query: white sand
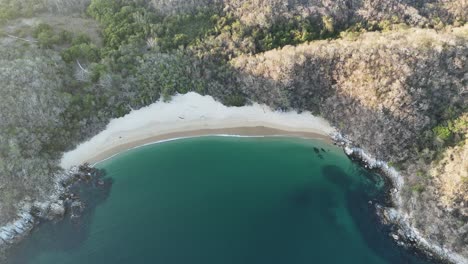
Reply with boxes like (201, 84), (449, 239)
(60, 92), (336, 168)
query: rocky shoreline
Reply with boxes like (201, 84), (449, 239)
(332, 133), (467, 264)
(0, 164), (106, 263)
(0, 133), (466, 264)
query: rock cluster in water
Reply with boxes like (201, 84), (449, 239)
(0, 164), (106, 253)
(332, 132), (466, 264)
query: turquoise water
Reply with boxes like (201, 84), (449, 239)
(8, 137), (435, 264)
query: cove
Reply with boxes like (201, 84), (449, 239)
(7, 137), (436, 264)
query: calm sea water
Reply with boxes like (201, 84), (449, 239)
(8, 137), (436, 264)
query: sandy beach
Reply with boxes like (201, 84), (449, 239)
(60, 92), (336, 168)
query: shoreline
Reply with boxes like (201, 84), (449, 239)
(333, 133), (467, 264)
(2, 135), (465, 264)
(88, 127), (331, 166)
(4, 134), (462, 264)
(60, 92), (335, 169)
(3, 135), (444, 264)
(1, 93), (465, 264)
(1, 93), (336, 262)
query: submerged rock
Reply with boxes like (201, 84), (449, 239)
(70, 200), (85, 219)
(49, 202), (66, 219)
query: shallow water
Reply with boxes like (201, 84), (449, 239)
(8, 137), (436, 264)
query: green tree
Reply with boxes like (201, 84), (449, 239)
(61, 43), (101, 63)
(433, 125), (452, 141)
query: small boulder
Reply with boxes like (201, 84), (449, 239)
(48, 202), (65, 219)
